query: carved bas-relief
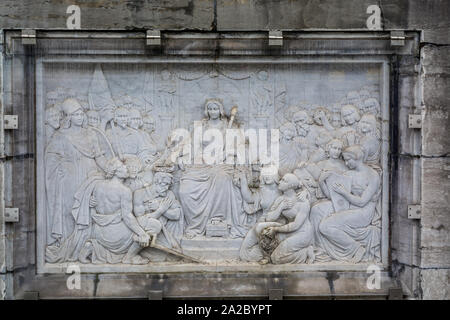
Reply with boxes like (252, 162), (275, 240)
(37, 61), (388, 271)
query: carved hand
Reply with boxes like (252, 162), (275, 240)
(280, 198), (294, 210)
(145, 199), (159, 212)
(158, 197), (173, 213)
(89, 195), (97, 208)
(331, 182), (348, 196)
(138, 233), (150, 247)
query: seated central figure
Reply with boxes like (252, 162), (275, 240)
(178, 99), (248, 239)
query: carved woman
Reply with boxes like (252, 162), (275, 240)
(45, 98), (107, 247)
(308, 106), (334, 146)
(335, 104), (361, 147)
(238, 166), (282, 262)
(179, 99), (248, 239)
(311, 145), (381, 263)
(356, 113), (381, 164)
(255, 173), (314, 264)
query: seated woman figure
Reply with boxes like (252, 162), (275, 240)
(311, 145), (381, 263)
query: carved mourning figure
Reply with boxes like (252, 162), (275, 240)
(45, 105), (62, 142)
(336, 104), (361, 147)
(310, 145), (381, 263)
(356, 113), (381, 163)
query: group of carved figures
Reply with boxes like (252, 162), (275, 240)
(43, 86), (383, 265)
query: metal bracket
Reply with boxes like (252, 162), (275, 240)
(390, 31), (405, 47)
(407, 205), (421, 220)
(146, 30), (161, 46)
(4, 208), (19, 223)
(3, 115), (18, 129)
(268, 288), (283, 300)
(408, 114), (422, 129)
(269, 31), (283, 46)
(21, 29), (36, 45)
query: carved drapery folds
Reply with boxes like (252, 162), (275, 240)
(40, 62), (385, 267)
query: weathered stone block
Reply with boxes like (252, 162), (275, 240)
(391, 156), (421, 266)
(421, 269), (449, 300)
(217, 0), (375, 30)
(420, 157), (450, 268)
(0, 0), (214, 30)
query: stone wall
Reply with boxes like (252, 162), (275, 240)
(0, 0), (449, 299)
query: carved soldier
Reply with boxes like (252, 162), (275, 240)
(106, 107), (156, 165)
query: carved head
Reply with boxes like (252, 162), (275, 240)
(46, 105), (62, 130)
(359, 89), (371, 102)
(46, 90), (59, 107)
(127, 108), (143, 129)
(315, 131), (333, 148)
(105, 157), (128, 179)
(86, 110), (100, 128)
(154, 172), (173, 196)
(98, 105), (115, 124)
(346, 91), (361, 107)
(278, 173), (300, 192)
(279, 122), (297, 141)
(358, 113), (378, 135)
(294, 167), (318, 189)
(114, 107), (129, 128)
(124, 155), (143, 179)
(204, 99), (224, 120)
(326, 139), (344, 159)
(342, 145), (365, 169)
(260, 165), (280, 185)
(61, 98), (85, 128)
(362, 98), (380, 115)
(341, 104), (361, 126)
(312, 106), (331, 126)
(292, 110), (311, 136)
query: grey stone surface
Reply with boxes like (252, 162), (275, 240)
(421, 269), (449, 300)
(391, 156), (421, 267)
(0, 0), (449, 300)
(397, 56), (421, 156)
(217, 0), (376, 31)
(421, 46), (450, 157)
(381, 0), (450, 45)
(0, 0), (214, 31)
(420, 157), (450, 269)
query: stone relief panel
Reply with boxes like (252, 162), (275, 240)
(36, 61), (387, 270)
